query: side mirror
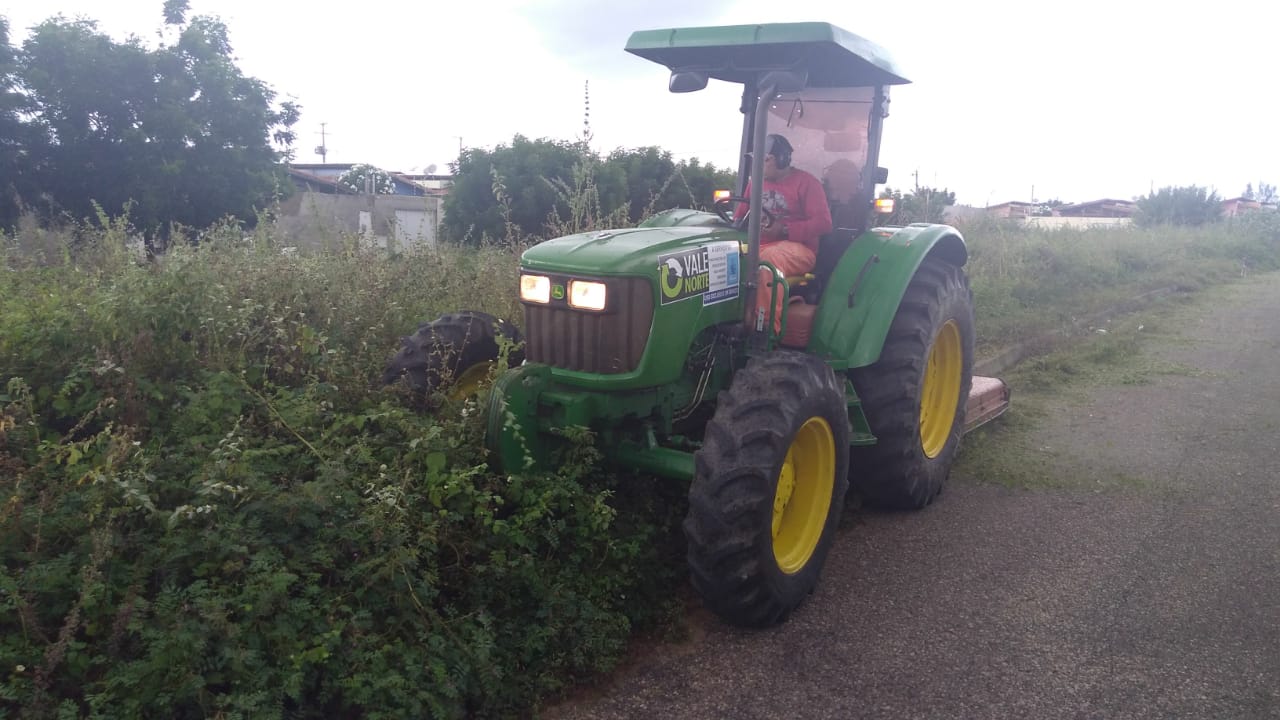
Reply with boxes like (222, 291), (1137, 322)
(669, 71), (708, 93)
(758, 70), (807, 95)
(874, 167), (889, 184)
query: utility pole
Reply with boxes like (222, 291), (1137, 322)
(314, 123), (329, 163)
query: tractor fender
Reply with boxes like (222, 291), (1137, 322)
(809, 223), (967, 370)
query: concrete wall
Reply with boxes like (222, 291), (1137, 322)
(1023, 215), (1132, 230)
(275, 192), (441, 250)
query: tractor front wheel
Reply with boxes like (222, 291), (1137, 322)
(685, 351), (850, 627)
(382, 311), (524, 403)
(849, 255), (974, 510)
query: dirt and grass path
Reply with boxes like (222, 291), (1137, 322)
(546, 271), (1280, 719)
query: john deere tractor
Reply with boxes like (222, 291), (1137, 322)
(385, 22), (1009, 627)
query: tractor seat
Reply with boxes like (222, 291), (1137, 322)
(791, 229), (856, 305)
(778, 229), (856, 348)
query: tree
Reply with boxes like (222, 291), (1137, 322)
(604, 147), (736, 221)
(442, 135), (740, 244)
(878, 186), (956, 225)
(338, 163), (395, 194)
(1243, 181), (1276, 204)
(15, 8), (298, 242)
(608, 146), (679, 220)
(1134, 185), (1222, 227)
(672, 157), (736, 214)
(0, 17), (32, 231)
(441, 135), (627, 243)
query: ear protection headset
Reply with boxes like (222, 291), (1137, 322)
(764, 134), (793, 169)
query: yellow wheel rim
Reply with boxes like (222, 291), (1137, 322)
(447, 362), (493, 402)
(772, 417), (836, 575)
(919, 320), (963, 459)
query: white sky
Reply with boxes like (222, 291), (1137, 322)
(4, 0), (1278, 206)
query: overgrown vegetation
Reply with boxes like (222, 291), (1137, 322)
(0, 214), (687, 719)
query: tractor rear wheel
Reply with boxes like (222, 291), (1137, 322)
(685, 351), (849, 627)
(849, 255), (974, 510)
(382, 311), (524, 402)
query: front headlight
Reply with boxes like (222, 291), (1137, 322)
(568, 280), (607, 311)
(520, 274), (551, 303)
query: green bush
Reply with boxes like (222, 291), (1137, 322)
(0, 219), (685, 719)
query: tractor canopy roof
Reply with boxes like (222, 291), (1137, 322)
(625, 22), (910, 88)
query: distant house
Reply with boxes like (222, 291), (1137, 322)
(278, 163), (454, 250)
(985, 197), (1137, 229)
(395, 173), (454, 194)
(1221, 197), (1263, 217)
(286, 163), (444, 197)
(985, 201), (1035, 219)
(286, 167), (353, 195)
(1056, 199), (1136, 219)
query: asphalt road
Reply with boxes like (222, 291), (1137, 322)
(546, 272), (1280, 720)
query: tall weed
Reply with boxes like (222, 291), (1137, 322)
(957, 214), (1280, 355)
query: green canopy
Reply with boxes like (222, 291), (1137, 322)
(625, 22), (910, 88)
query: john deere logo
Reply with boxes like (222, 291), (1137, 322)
(552, 284), (565, 300)
(659, 248), (711, 305)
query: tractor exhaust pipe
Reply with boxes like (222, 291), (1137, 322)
(741, 78), (776, 337)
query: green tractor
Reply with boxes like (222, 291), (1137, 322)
(385, 22), (1009, 627)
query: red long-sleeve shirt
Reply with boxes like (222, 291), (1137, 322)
(734, 169), (833, 255)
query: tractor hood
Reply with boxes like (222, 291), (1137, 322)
(521, 213), (742, 277)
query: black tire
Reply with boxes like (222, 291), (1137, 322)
(685, 351), (850, 627)
(382, 311), (524, 401)
(848, 255), (974, 510)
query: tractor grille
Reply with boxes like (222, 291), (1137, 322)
(524, 277), (654, 374)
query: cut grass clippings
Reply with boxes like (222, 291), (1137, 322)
(955, 288), (1228, 492)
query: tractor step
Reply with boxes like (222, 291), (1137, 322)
(964, 375), (1010, 434)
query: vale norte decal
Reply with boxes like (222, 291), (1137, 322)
(658, 241), (740, 306)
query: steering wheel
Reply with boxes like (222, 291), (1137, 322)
(713, 195), (775, 231)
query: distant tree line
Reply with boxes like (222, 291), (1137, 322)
(876, 186), (956, 225)
(0, 2), (298, 243)
(872, 182), (1277, 229)
(1134, 186), (1222, 227)
(1241, 182), (1277, 204)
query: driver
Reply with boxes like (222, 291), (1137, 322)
(733, 133), (833, 331)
